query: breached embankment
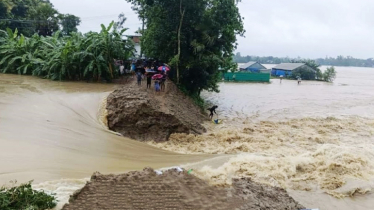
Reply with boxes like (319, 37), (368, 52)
(61, 80), (306, 209)
(62, 168), (304, 210)
(106, 81), (207, 142)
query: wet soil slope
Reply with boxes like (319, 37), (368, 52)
(107, 81), (207, 142)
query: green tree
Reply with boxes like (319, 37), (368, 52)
(27, 0), (59, 36)
(0, 2), (8, 29)
(0, 0), (34, 36)
(291, 66), (316, 80)
(0, 0), (81, 37)
(58, 14), (81, 35)
(323, 66), (336, 82)
(127, 0), (244, 96)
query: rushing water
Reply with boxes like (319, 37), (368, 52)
(1, 66), (374, 210)
(201, 66), (374, 209)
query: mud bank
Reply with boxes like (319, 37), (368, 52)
(62, 168), (304, 210)
(106, 81), (206, 142)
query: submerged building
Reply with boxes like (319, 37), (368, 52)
(223, 61), (270, 82)
(239, 61), (267, 73)
(271, 63), (314, 76)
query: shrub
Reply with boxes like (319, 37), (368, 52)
(0, 181), (57, 210)
(323, 66), (337, 82)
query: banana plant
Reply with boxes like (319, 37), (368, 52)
(78, 21), (134, 81)
(0, 21), (135, 81)
(38, 31), (80, 80)
(0, 28), (42, 74)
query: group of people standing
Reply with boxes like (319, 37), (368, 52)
(116, 59), (220, 121)
(131, 60), (168, 93)
(115, 59), (168, 92)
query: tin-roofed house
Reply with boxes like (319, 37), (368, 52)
(271, 63), (314, 76)
(239, 61), (266, 73)
(223, 61), (270, 82)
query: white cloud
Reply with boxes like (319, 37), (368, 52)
(49, 0), (374, 58)
(237, 0), (374, 58)
(50, 0), (141, 34)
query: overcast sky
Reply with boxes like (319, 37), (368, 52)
(49, 0), (374, 59)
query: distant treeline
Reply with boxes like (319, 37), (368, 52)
(0, 0), (81, 37)
(234, 53), (374, 67)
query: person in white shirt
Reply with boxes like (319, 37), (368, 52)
(120, 65), (124, 75)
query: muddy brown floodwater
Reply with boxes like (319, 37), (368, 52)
(0, 74), (212, 209)
(151, 66), (374, 210)
(1, 66), (374, 210)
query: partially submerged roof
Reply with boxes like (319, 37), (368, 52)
(239, 61), (264, 69)
(272, 63), (305, 71)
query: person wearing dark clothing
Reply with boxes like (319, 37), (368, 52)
(146, 73), (152, 89)
(160, 73), (167, 91)
(136, 71), (142, 86)
(207, 105), (218, 119)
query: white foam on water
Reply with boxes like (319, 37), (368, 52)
(32, 178), (89, 210)
(149, 117), (374, 198)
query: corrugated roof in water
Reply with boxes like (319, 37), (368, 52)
(272, 63), (305, 71)
(239, 61), (257, 69)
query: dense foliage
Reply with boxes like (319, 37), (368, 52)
(0, 0), (80, 36)
(234, 52), (374, 68)
(58, 14), (81, 36)
(291, 66), (317, 80)
(127, 0), (245, 96)
(0, 22), (134, 81)
(0, 181), (57, 210)
(323, 66), (336, 82)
